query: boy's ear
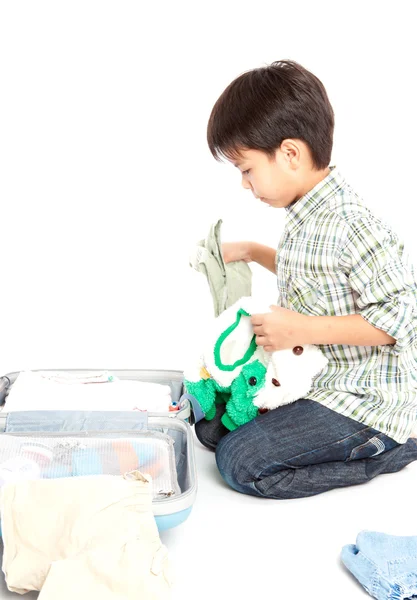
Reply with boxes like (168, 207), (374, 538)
(279, 139), (301, 169)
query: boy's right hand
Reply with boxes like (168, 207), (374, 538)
(222, 242), (253, 264)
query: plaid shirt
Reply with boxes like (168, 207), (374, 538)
(276, 167), (417, 443)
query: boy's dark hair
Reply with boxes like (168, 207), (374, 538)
(207, 60), (334, 170)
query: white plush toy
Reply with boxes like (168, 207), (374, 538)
(184, 297), (328, 431)
(254, 343), (329, 411)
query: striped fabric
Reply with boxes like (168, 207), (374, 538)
(276, 167), (417, 443)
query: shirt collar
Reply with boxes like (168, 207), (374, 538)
(284, 167), (346, 237)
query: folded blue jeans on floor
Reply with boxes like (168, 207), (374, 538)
(342, 531), (417, 600)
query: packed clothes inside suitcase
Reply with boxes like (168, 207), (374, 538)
(0, 369), (197, 599)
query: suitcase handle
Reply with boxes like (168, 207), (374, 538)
(0, 377), (10, 406)
(179, 394), (204, 425)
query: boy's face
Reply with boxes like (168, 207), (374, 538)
(229, 146), (304, 208)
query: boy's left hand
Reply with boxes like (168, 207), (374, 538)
(251, 305), (309, 352)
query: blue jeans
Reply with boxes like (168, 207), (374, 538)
(195, 400), (417, 499)
(342, 531), (417, 600)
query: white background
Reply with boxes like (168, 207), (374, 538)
(0, 2), (416, 599)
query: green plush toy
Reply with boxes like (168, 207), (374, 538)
(185, 359), (266, 431)
(222, 360), (267, 430)
(184, 298), (270, 431)
(184, 296), (329, 431)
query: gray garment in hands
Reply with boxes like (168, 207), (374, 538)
(190, 220), (252, 317)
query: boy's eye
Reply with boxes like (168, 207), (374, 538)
(242, 169), (251, 176)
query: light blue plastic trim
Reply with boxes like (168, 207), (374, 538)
(4, 410), (148, 433)
(0, 508), (193, 537)
(155, 507), (192, 531)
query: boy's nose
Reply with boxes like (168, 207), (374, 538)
(241, 177), (252, 191)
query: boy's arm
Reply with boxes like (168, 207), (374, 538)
(338, 217), (417, 355)
(253, 216), (417, 353)
(305, 313), (395, 346)
(222, 242), (277, 274)
(251, 308), (396, 352)
(250, 243), (277, 274)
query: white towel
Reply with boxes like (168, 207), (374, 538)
(5, 371), (172, 413)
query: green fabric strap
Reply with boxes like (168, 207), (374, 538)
(214, 309), (257, 371)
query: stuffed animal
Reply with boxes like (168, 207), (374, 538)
(184, 297), (328, 431)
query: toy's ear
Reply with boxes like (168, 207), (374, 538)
(204, 298), (257, 387)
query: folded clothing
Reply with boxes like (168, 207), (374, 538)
(189, 219), (252, 318)
(0, 470), (173, 599)
(0, 432), (180, 498)
(0, 457), (41, 487)
(34, 371), (116, 384)
(5, 371), (173, 413)
(342, 530), (417, 600)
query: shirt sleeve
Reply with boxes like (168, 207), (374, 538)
(338, 216), (417, 355)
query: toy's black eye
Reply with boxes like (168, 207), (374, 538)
(248, 376), (257, 386)
(293, 346), (304, 355)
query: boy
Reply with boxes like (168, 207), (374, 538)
(195, 60), (417, 499)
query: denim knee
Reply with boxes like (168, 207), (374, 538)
(215, 429), (263, 497)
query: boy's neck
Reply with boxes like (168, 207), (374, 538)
(297, 166), (331, 201)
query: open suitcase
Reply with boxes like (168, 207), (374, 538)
(0, 369), (197, 531)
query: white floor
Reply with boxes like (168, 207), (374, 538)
(1, 430), (416, 600)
